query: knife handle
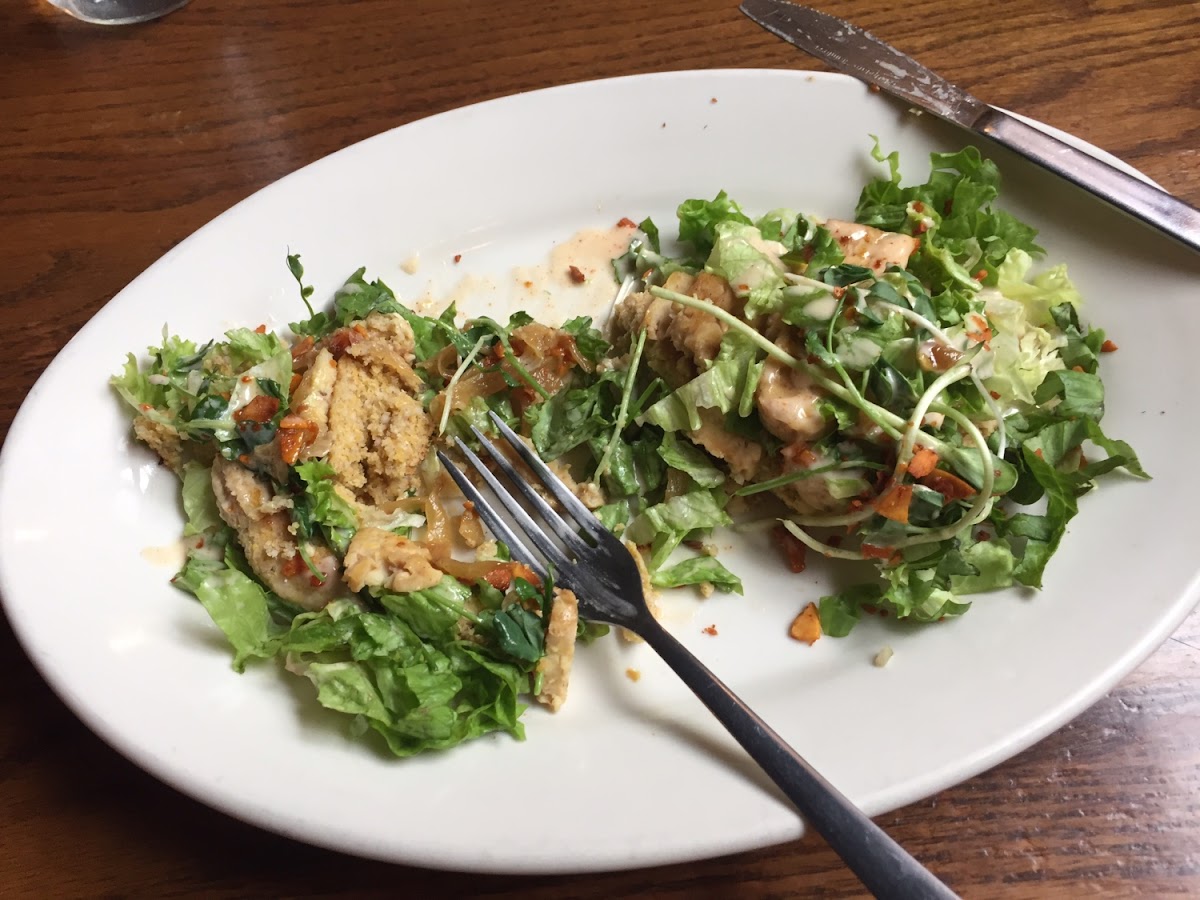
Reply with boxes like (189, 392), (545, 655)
(975, 108), (1200, 254)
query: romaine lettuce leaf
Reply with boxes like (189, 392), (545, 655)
(677, 190), (753, 258)
(650, 556), (743, 594)
(996, 248), (1081, 328)
(705, 221), (787, 317)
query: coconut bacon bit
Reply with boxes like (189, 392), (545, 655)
(789, 603), (822, 645)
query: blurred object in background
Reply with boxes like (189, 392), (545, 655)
(45, 0), (189, 25)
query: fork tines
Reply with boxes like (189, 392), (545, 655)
(435, 412), (605, 582)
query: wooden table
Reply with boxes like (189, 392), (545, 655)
(2, 0), (1198, 895)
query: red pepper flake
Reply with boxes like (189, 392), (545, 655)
(254, 324), (267, 334)
(702, 625), (719, 636)
(616, 217), (637, 229)
(139, 403), (152, 411)
(523, 280), (533, 289)
(453, 254), (462, 264)
(567, 265), (586, 284)
(237, 453), (251, 465)
(913, 201), (925, 213)
(195, 538), (205, 548)
(772, 525), (808, 573)
(976, 530), (992, 542)
(965, 316), (993, 346)
(913, 220), (928, 235)
(1101, 339), (1119, 353)
(1034, 448), (1045, 459)
(710, 97), (718, 104)
(989, 390), (1001, 400)
(868, 84), (881, 93)
(240, 375), (253, 383)
(973, 269), (988, 282)
(309, 574), (324, 587)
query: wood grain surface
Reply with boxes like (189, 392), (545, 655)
(2, 0), (1198, 896)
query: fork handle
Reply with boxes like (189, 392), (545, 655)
(637, 616), (958, 900)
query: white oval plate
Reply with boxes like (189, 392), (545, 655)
(2, 70), (1199, 874)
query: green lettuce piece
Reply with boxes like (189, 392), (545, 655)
(705, 221), (787, 317)
(173, 551), (283, 671)
(377, 575), (474, 642)
(180, 332), (292, 445)
(623, 489), (731, 568)
(677, 190), (753, 258)
(948, 539), (1016, 594)
(485, 604), (546, 663)
(1033, 369), (1104, 419)
(281, 598), (529, 756)
(996, 248), (1082, 328)
(594, 499), (631, 534)
(332, 267), (403, 325)
(656, 432), (725, 488)
(855, 140), (1042, 293)
(650, 556), (743, 594)
(531, 368), (623, 460)
(293, 460), (359, 555)
(181, 462), (222, 536)
(818, 584), (880, 637)
(398, 302), (467, 363)
(111, 330), (210, 415)
(638, 331), (763, 432)
(1050, 302), (1106, 374)
(980, 290), (1068, 406)
(560, 316), (610, 364)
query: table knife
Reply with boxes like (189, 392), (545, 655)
(740, 0), (1200, 254)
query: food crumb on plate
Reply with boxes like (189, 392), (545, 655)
(874, 646), (894, 668)
(702, 624), (718, 636)
(625, 668), (641, 682)
(788, 603), (821, 645)
(400, 253), (420, 275)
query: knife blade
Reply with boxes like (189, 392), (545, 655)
(740, 0), (1200, 254)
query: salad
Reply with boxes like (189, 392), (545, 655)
(113, 143), (1145, 757)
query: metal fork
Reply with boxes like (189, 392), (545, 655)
(437, 411), (957, 899)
